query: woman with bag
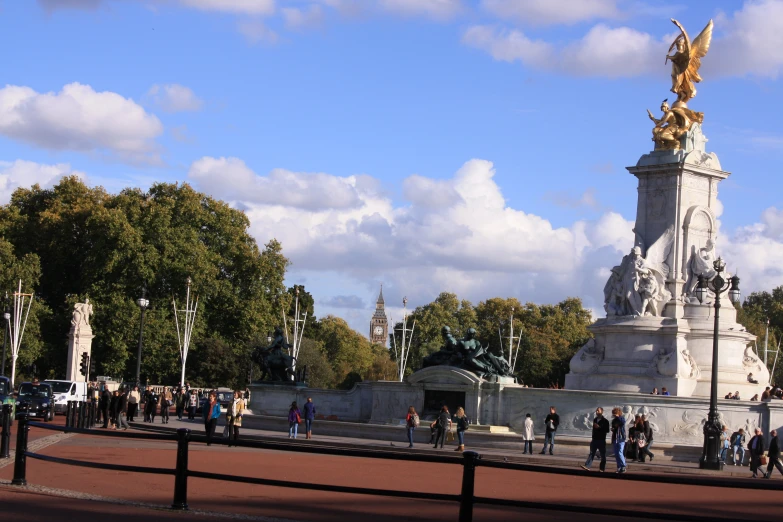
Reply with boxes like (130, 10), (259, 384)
(158, 388), (171, 424)
(227, 390), (245, 447)
(453, 407), (469, 452)
(405, 406), (419, 448)
(202, 392), (221, 446)
(288, 401), (302, 439)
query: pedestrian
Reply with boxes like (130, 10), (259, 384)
(202, 391), (221, 446)
(639, 414), (654, 462)
(611, 407), (627, 473)
(175, 388), (186, 421)
(288, 401), (302, 439)
(765, 429), (783, 479)
(581, 406), (610, 472)
(433, 405), (451, 449)
(719, 425), (731, 463)
(109, 390), (120, 429)
(100, 385), (112, 429)
(227, 390), (245, 447)
(650, 387), (659, 395)
(128, 386), (140, 422)
(540, 406), (559, 455)
(522, 413), (534, 454)
(748, 428), (766, 478)
(303, 397), (316, 439)
(626, 415), (640, 462)
(188, 390), (198, 420)
(405, 406), (419, 448)
(159, 388), (170, 424)
(660, 387), (670, 396)
(146, 387), (158, 424)
(117, 388), (129, 430)
(731, 428), (747, 465)
(453, 406), (469, 452)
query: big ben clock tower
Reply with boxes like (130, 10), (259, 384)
(369, 285), (388, 346)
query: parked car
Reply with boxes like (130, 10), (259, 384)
(0, 376), (16, 425)
(44, 380), (88, 415)
(15, 381), (54, 421)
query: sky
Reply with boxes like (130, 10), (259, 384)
(1, 0), (783, 337)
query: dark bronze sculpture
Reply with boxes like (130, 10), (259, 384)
(422, 326), (513, 379)
(252, 327), (297, 382)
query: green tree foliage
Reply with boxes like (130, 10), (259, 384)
(0, 177), (289, 386)
(741, 287), (783, 384)
(295, 337), (335, 389)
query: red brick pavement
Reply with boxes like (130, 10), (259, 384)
(1, 431), (782, 522)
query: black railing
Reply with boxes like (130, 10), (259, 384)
(5, 415), (783, 522)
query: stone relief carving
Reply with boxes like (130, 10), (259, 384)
(603, 226), (674, 317)
(649, 345), (700, 379)
(673, 410), (724, 437)
(568, 339), (604, 375)
(742, 346), (768, 382)
(683, 239), (717, 301)
(679, 349), (701, 379)
(647, 190), (666, 220)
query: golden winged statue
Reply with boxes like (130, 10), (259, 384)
(666, 18), (713, 106)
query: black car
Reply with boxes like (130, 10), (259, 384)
(16, 381), (54, 422)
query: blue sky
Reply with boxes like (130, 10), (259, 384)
(1, 0), (783, 336)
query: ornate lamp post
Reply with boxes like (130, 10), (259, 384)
(1, 292), (9, 376)
(695, 257), (741, 470)
(135, 288), (149, 390)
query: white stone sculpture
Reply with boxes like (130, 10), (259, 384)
(569, 339), (604, 374)
(742, 346), (767, 378)
(652, 346), (677, 377)
(682, 239), (717, 300)
(679, 349), (701, 379)
(604, 226), (674, 317)
(71, 298), (94, 332)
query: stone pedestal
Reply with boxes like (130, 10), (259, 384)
(66, 328), (94, 382)
(565, 126), (769, 397)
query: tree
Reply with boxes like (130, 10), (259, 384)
(317, 315), (380, 384)
(741, 288), (783, 385)
(295, 337), (335, 389)
(0, 178), (289, 386)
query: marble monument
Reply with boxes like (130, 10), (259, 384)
(65, 299), (94, 381)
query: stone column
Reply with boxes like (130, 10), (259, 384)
(65, 300), (95, 381)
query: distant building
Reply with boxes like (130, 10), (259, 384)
(369, 285), (388, 346)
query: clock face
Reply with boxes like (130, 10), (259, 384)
(374, 326), (384, 336)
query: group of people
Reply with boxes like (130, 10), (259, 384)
(649, 387), (671, 396)
(398, 404), (470, 451)
(579, 407), (654, 473)
(286, 398), (316, 439)
(721, 426), (783, 478)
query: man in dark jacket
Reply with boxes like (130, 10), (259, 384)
(145, 388), (158, 424)
(611, 407), (627, 473)
(765, 429), (783, 478)
(748, 428), (766, 478)
(731, 429), (747, 465)
(117, 389), (129, 430)
(100, 387), (112, 429)
(581, 407), (610, 472)
(638, 414), (655, 462)
(540, 406), (560, 455)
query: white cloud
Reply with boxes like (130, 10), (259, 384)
(282, 4), (325, 30)
(178, 0), (275, 15)
(481, 0), (620, 26)
(378, 0), (463, 21)
(561, 24), (662, 77)
(0, 160), (86, 204)
(37, 0), (103, 11)
(237, 19), (279, 44)
(147, 84), (203, 113)
(462, 25), (553, 67)
(0, 83), (163, 163)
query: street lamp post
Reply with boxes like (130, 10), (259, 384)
(135, 288), (150, 390)
(1, 293), (9, 376)
(695, 257), (741, 470)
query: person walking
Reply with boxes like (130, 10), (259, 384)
(175, 388), (186, 421)
(227, 390), (245, 447)
(581, 407), (610, 472)
(433, 405), (451, 449)
(453, 407), (469, 452)
(405, 406), (419, 448)
(146, 387), (158, 424)
(731, 428), (747, 465)
(202, 391), (221, 446)
(109, 390), (120, 429)
(303, 397), (316, 439)
(719, 425), (731, 463)
(128, 386), (140, 422)
(188, 390), (198, 420)
(638, 414), (654, 462)
(100, 386), (112, 429)
(540, 406), (559, 455)
(159, 388), (171, 424)
(765, 429), (783, 479)
(522, 414), (534, 454)
(117, 388), (129, 430)
(611, 407), (627, 473)
(288, 401), (302, 439)
(748, 428), (766, 478)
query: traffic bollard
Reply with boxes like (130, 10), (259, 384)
(11, 414), (29, 486)
(458, 451), (480, 522)
(0, 403), (11, 458)
(171, 428), (191, 510)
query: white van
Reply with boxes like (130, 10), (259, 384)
(44, 380), (88, 415)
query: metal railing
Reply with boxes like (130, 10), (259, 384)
(4, 414), (783, 522)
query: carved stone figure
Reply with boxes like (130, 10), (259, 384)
(666, 19), (713, 105)
(421, 326), (513, 379)
(71, 299), (94, 332)
(679, 349), (701, 379)
(683, 239), (717, 300)
(252, 327), (296, 382)
(647, 99), (704, 150)
(569, 339), (604, 375)
(742, 346), (766, 377)
(652, 346), (677, 377)
(604, 227), (674, 317)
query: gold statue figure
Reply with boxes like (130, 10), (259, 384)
(647, 99), (703, 150)
(666, 18), (713, 106)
